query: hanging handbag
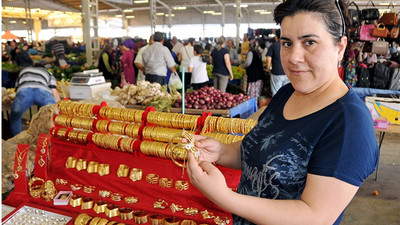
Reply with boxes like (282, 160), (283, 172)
(372, 23), (389, 38)
(379, 3), (398, 26)
(360, 23), (377, 41)
(390, 27), (399, 38)
(348, 2), (361, 27)
(372, 38), (389, 55)
(361, 0), (380, 21)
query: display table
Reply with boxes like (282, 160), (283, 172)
(127, 98), (258, 119)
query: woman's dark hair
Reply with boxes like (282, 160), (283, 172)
(187, 38), (195, 46)
(273, 0), (350, 44)
(194, 44), (203, 55)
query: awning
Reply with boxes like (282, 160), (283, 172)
(2, 30), (19, 40)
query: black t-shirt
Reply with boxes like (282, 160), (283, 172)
(211, 47), (230, 76)
(266, 42), (285, 75)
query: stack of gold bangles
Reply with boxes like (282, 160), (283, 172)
(74, 213), (125, 225)
(168, 131), (200, 168)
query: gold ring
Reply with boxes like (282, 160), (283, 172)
(117, 164), (130, 177)
(81, 197), (94, 210)
(164, 216), (180, 225)
(124, 196), (139, 204)
(111, 192), (124, 201)
(201, 210), (215, 219)
(69, 195), (82, 207)
(149, 214), (165, 225)
(99, 190), (112, 198)
(170, 203), (183, 213)
(74, 213), (92, 225)
(65, 157), (77, 169)
(98, 164), (110, 176)
(97, 218), (109, 225)
(214, 216), (231, 225)
(93, 200), (108, 214)
(105, 204), (120, 218)
(184, 207), (198, 216)
(129, 168), (143, 181)
(119, 208), (134, 220)
(153, 198), (168, 209)
(146, 173), (159, 184)
(76, 159), (87, 171)
(70, 183), (83, 191)
(159, 178), (173, 188)
(133, 211), (148, 224)
(181, 220), (197, 225)
(175, 180), (189, 191)
(88, 217), (102, 225)
(55, 178), (68, 185)
(87, 161), (99, 173)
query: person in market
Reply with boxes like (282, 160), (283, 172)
(210, 36), (234, 92)
(266, 29), (290, 96)
(242, 43), (264, 99)
(98, 41), (116, 83)
(15, 43), (33, 70)
(227, 39), (240, 66)
(172, 36), (184, 56)
(10, 63), (60, 137)
(141, 32), (176, 85)
(186, 0), (379, 225)
(120, 39), (135, 86)
(178, 38), (195, 90)
(240, 33), (250, 61)
(135, 35), (154, 82)
(188, 45), (209, 90)
(51, 39), (67, 67)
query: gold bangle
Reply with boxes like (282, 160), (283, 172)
(105, 204), (120, 218)
(106, 222), (117, 225)
(42, 180), (57, 201)
(133, 211), (148, 224)
(76, 159), (87, 171)
(119, 208), (134, 220)
(146, 173), (159, 184)
(69, 195), (82, 207)
(153, 198), (168, 209)
(93, 200), (108, 214)
(170, 203), (183, 213)
(87, 161), (99, 173)
(159, 178), (173, 188)
(99, 190), (112, 198)
(28, 177), (45, 198)
(129, 168), (142, 182)
(183, 207), (199, 216)
(117, 164), (130, 177)
(97, 218), (109, 225)
(214, 216), (231, 225)
(70, 183), (83, 191)
(124, 196), (139, 204)
(181, 220), (197, 225)
(149, 214), (165, 225)
(164, 217), (180, 225)
(66, 157), (77, 169)
(83, 185), (96, 193)
(98, 164), (110, 176)
(81, 197), (94, 210)
(111, 192), (124, 201)
(74, 213), (92, 225)
(89, 217), (102, 225)
(175, 180), (189, 191)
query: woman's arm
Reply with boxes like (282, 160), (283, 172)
(224, 53), (234, 80)
(187, 156), (359, 225)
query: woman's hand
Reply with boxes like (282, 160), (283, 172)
(186, 152), (232, 203)
(229, 74), (234, 80)
(193, 135), (222, 163)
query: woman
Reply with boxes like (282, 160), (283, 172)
(211, 36), (234, 92)
(186, 1), (379, 225)
(227, 39), (240, 66)
(120, 39), (135, 85)
(178, 38), (195, 90)
(188, 45), (209, 90)
(243, 43), (264, 99)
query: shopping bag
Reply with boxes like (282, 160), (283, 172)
(168, 72), (183, 90)
(360, 24), (377, 41)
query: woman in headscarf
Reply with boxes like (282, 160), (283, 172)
(120, 39), (135, 85)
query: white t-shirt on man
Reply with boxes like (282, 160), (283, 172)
(189, 56), (209, 84)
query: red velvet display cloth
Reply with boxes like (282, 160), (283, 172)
(4, 137), (241, 224)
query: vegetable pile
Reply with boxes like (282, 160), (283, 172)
(174, 86), (250, 109)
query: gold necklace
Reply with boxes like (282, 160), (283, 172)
(16, 146), (29, 172)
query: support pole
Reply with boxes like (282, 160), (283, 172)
(150, 0), (156, 34)
(235, 0), (241, 47)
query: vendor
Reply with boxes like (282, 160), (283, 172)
(10, 64), (60, 137)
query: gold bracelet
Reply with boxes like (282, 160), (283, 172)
(99, 190), (112, 198)
(183, 207), (199, 216)
(153, 198), (168, 209)
(105, 204), (120, 218)
(149, 214), (165, 225)
(164, 216), (180, 225)
(81, 197), (94, 210)
(159, 178), (173, 188)
(88, 217), (102, 225)
(170, 203), (183, 213)
(129, 168), (143, 182)
(69, 195), (82, 207)
(87, 161), (99, 173)
(111, 192), (124, 201)
(119, 208), (134, 220)
(98, 164), (110, 176)
(214, 216), (231, 225)
(28, 177), (45, 198)
(97, 218), (109, 225)
(117, 164), (130, 177)
(42, 180), (57, 201)
(174, 180), (189, 191)
(181, 220), (197, 225)
(93, 200), (108, 214)
(133, 211), (148, 224)
(74, 213), (92, 225)
(83, 185), (96, 194)
(65, 157), (77, 169)
(124, 196), (139, 204)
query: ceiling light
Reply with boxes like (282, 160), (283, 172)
(212, 12), (222, 15)
(260, 11), (271, 15)
(254, 9), (266, 13)
(123, 9), (133, 12)
(115, 15), (122, 17)
(173, 6), (186, 10)
(10, 21), (17, 23)
(126, 15), (135, 18)
(203, 11), (214, 14)
(165, 14), (175, 17)
(133, 0), (148, 3)
(156, 12), (165, 16)
(233, 4), (248, 8)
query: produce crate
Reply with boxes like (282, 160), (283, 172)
(127, 98), (257, 119)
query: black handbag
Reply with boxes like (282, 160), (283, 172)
(356, 66), (371, 88)
(348, 2), (361, 26)
(371, 62), (391, 89)
(361, 0), (380, 21)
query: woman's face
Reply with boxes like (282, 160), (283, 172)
(280, 12), (346, 94)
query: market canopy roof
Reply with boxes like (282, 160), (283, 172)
(2, 30), (19, 40)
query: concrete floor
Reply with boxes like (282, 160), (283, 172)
(341, 132), (400, 225)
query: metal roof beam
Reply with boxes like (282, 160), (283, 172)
(101, 0), (122, 11)
(156, 0), (170, 10)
